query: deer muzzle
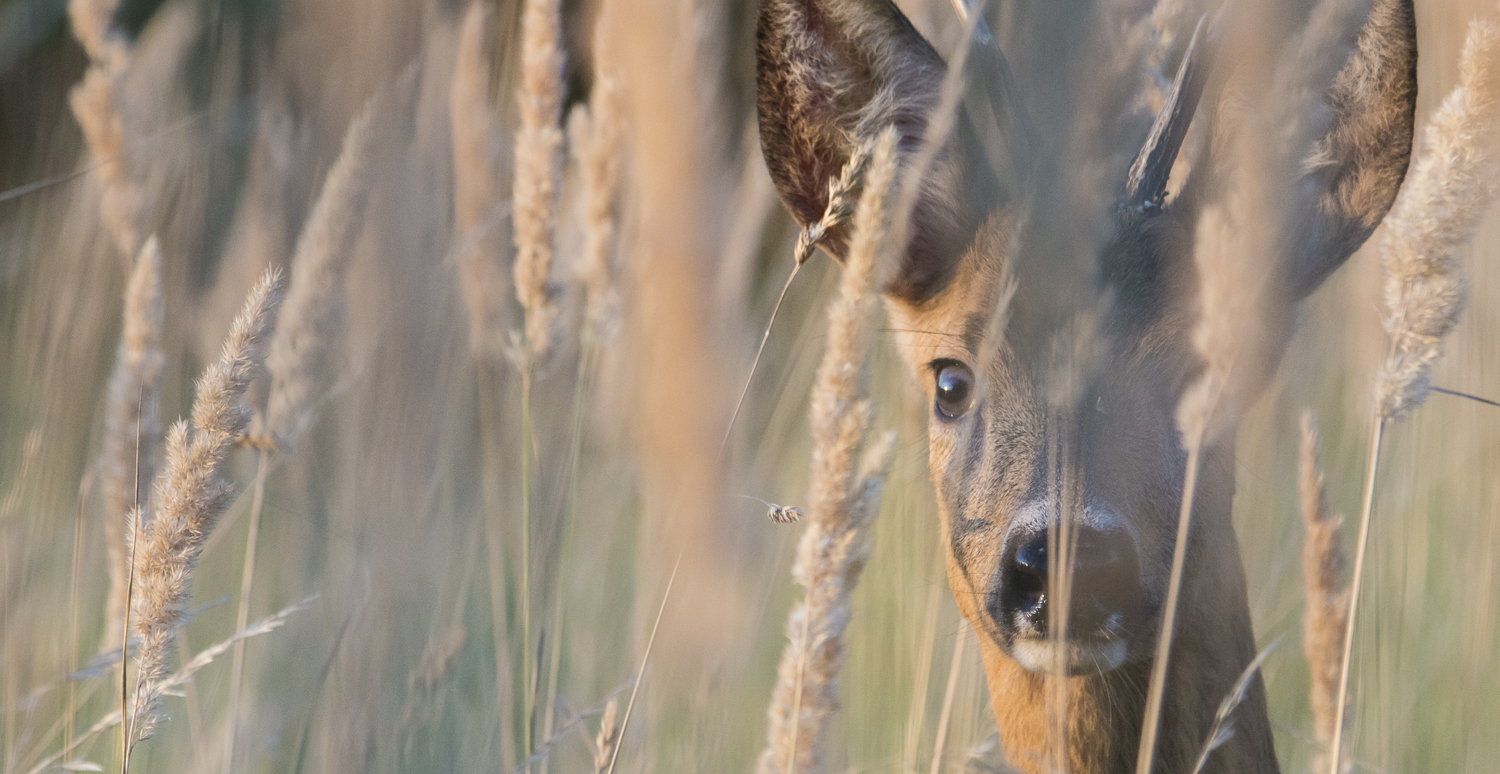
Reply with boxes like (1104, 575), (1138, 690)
(989, 514), (1144, 675)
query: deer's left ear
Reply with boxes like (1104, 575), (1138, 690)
(756, 0), (999, 305)
(1288, 0), (1418, 298)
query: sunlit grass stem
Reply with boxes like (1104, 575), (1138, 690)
(1326, 419), (1384, 774)
(1135, 432), (1204, 774)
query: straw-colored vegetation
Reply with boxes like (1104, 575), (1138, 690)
(0, 1), (1497, 773)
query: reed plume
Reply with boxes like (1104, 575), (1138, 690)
(128, 268), (283, 745)
(1331, 17), (1500, 772)
(1299, 412), (1349, 774)
(1142, 83), (1283, 774)
(100, 237), (164, 651)
(511, 0), (565, 363)
(757, 126), (899, 774)
(591, 698), (619, 774)
(1374, 18), (1500, 420)
(262, 99), (377, 452)
(68, 0), (147, 259)
(724, 136), (876, 452)
(570, 73), (624, 340)
(452, 0), (514, 361)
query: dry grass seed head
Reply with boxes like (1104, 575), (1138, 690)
(593, 698), (619, 773)
(262, 99), (377, 452)
(452, 0), (515, 361)
(1299, 412), (1351, 767)
(758, 127), (898, 774)
(571, 72), (626, 341)
(511, 0), (566, 363)
(130, 267), (284, 740)
(1375, 18), (1500, 420)
(101, 236), (165, 649)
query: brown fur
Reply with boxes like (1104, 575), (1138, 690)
(755, 1), (1417, 772)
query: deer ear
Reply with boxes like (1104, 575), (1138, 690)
(1287, 0), (1417, 297)
(756, 0), (997, 304)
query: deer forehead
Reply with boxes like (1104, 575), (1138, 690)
(883, 212), (1015, 383)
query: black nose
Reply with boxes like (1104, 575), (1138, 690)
(992, 524), (1141, 638)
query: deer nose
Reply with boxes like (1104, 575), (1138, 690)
(993, 524), (1141, 639)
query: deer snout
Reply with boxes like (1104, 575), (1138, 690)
(991, 522), (1143, 674)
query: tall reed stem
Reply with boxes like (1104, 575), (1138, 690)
(224, 450), (271, 774)
(1135, 432), (1204, 774)
(478, 365), (516, 771)
(1326, 419), (1385, 774)
(519, 367), (534, 765)
(541, 334), (595, 774)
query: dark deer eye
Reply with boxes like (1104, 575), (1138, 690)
(934, 362), (976, 420)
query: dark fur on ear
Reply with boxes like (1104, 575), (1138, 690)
(1289, 0), (1417, 297)
(755, 0), (998, 305)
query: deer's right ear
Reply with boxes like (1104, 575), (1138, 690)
(757, 0), (991, 304)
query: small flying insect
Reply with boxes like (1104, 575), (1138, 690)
(735, 495), (803, 524)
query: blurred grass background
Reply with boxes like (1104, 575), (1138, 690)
(0, 0), (1495, 772)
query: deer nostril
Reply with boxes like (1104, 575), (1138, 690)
(996, 532), (1050, 632)
(993, 525), (1141, 640)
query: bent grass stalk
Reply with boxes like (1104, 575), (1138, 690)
(1328, 17), (1500, 772)
(1134, 431), (1204, 774)
(722, 137), (876, 453)
(604, 550), (683, 774)
(758, 126), (898, 774)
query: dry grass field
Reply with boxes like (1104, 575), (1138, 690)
(0, 0), (1496, 772)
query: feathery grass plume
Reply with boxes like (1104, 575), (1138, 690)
(68, 0), (129, 68)
(1374, 19), (1500, 420)
(24, 597), (313, 774)
(724, 136), (877, 451)
(1330, 18), (1500, 772)
(100, 237), (164, 651)
(757, 126), (898, 774)
(511, 0), (565, 363)
(1299, 412), (1350, 774)
(1189, 638), (1282, 774)
(262, 99), (377, 452)
(591, 697), (618, 774)
(570, 74), (625, 341)
(793, 138), (876, 268)
(452, 0), (514, 361)
(127, 268), (283, 745)
(67, 0), (147, 259)
(1142, 29), (1286, 769)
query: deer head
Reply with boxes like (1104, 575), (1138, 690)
(755, 0), (1415, 771)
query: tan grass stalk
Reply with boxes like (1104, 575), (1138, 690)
(452, 0), (514, 361)
(1190, 637), (1282, 774)
(511, 0), (566, 363)
(68, 0), (128, 68)
(1139, 59), (1285, 770)
(1299, 412), (1349, 773)
(28, 598), (311, 774)
(591, 698), (619, 774)
(223, 101), (374, 772)
(68, 0), (146, 259)
(928, 621), (967, 774)
(756, 127), (899, 774)
(1373, 19), (1500, 421)
(604, 550), (683, 774)
(262, 100), (377, 452)
(100, 237), (164, 651)
(571, 76), (624, 341)
(723, 137), (876, 451)
(1329, 17), (1500, 773)
(127, 268), (283, 749)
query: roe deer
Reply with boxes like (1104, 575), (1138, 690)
(754, 0), (1416, 771)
